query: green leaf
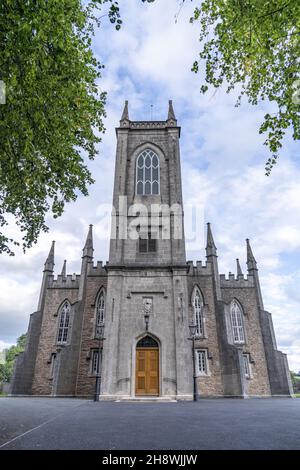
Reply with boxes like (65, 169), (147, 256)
(0, 0), (119, 254)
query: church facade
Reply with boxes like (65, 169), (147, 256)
(11, 101), (293, 399)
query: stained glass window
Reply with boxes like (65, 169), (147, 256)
(243, 354), (251, 379)
(136, 149), (160, 195)
(137, 336), (158, 348)
(139, 231), (157, 253)
(95, 289), (105, 338)
(230, 300), (245, 343)
(57, 301), (70, 344)
(91, 350), (101, 375)
(50, 353), (56, 379)
(192, 287), (204, 337)
(196, 350), (207, 375)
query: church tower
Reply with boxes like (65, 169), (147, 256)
(101, 101), (193, 399)
(109, 100), (186, 266)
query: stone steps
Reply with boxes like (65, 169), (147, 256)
(115, 397), (177, 403)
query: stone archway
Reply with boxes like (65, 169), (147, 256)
(135, 335), (159, 396)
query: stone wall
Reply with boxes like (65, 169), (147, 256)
(259, 310), (293, 396)
(110, 125), (185, 267)
(187, 272), (224, 397)
(76, 273), (108, 397)
(100, 267), (193, 399)
(220, 286), (271, 396)
(10, 310), (42, 395)
(54, 301), (82, 396)
(32, 287), (79, 395)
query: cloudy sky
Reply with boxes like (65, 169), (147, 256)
(1, 0), (299, 371)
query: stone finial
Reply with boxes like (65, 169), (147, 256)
(246, 238), (257, 271)
(236, 258), (243, 277)
(82, 225), (94, 259)
(206, 223), (217, 257)
(61, 259), (67, 278)
(120, 100), (129, 121)
(44, 241), (55, 272)
(167, 100), (176, 121)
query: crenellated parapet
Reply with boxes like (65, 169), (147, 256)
(49, 274), (80, 289)
(187, 260), (212, 276)
(220, 273), (255, 288)
(87, 261), (108, 277)
(118, 100), (179, 133)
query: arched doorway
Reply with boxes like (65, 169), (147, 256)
(135, 335), (159, 396)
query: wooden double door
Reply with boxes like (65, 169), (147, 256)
(135, 347), (159, 396)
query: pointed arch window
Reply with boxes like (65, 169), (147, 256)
(196, 349), (209, 376)
(57, 301), (70, 344)
(136, 149), (160, 195)
(192, 287), (205, 337)
(230, 300), (245, 344)
(137, 336), (158, 348)
(90, 349), (101, 376)
(95, 289), (106, 338)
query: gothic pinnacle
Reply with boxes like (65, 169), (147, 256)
(121, 100), (129, 121)
(61, 259), (67, 278)
(44, 241), (55, 272)
(246, 238), (257, 271)
(167, 100), (176, 121)
(236, 258), (243, 277)
(82, 224), (94, 259)
(206, 223), (217, 257)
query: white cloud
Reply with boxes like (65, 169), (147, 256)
(0, 340), (13, 352)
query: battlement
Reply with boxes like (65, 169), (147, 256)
(87, 261), (108, 277)
(220, 273), (255, 288)
(187, 260), (212, 276)
(118, 120), (179, 131)
(49, 274), (80, 289)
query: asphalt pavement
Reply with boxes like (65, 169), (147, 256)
(0, 397), (300, 450)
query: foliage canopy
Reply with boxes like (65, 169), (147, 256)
(0, 0), (121, 255)
(0, 334), (27, 383)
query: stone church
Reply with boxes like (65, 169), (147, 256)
(11, 101), (293, 399)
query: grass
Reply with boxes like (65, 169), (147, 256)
(294, 393), (300, 398)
